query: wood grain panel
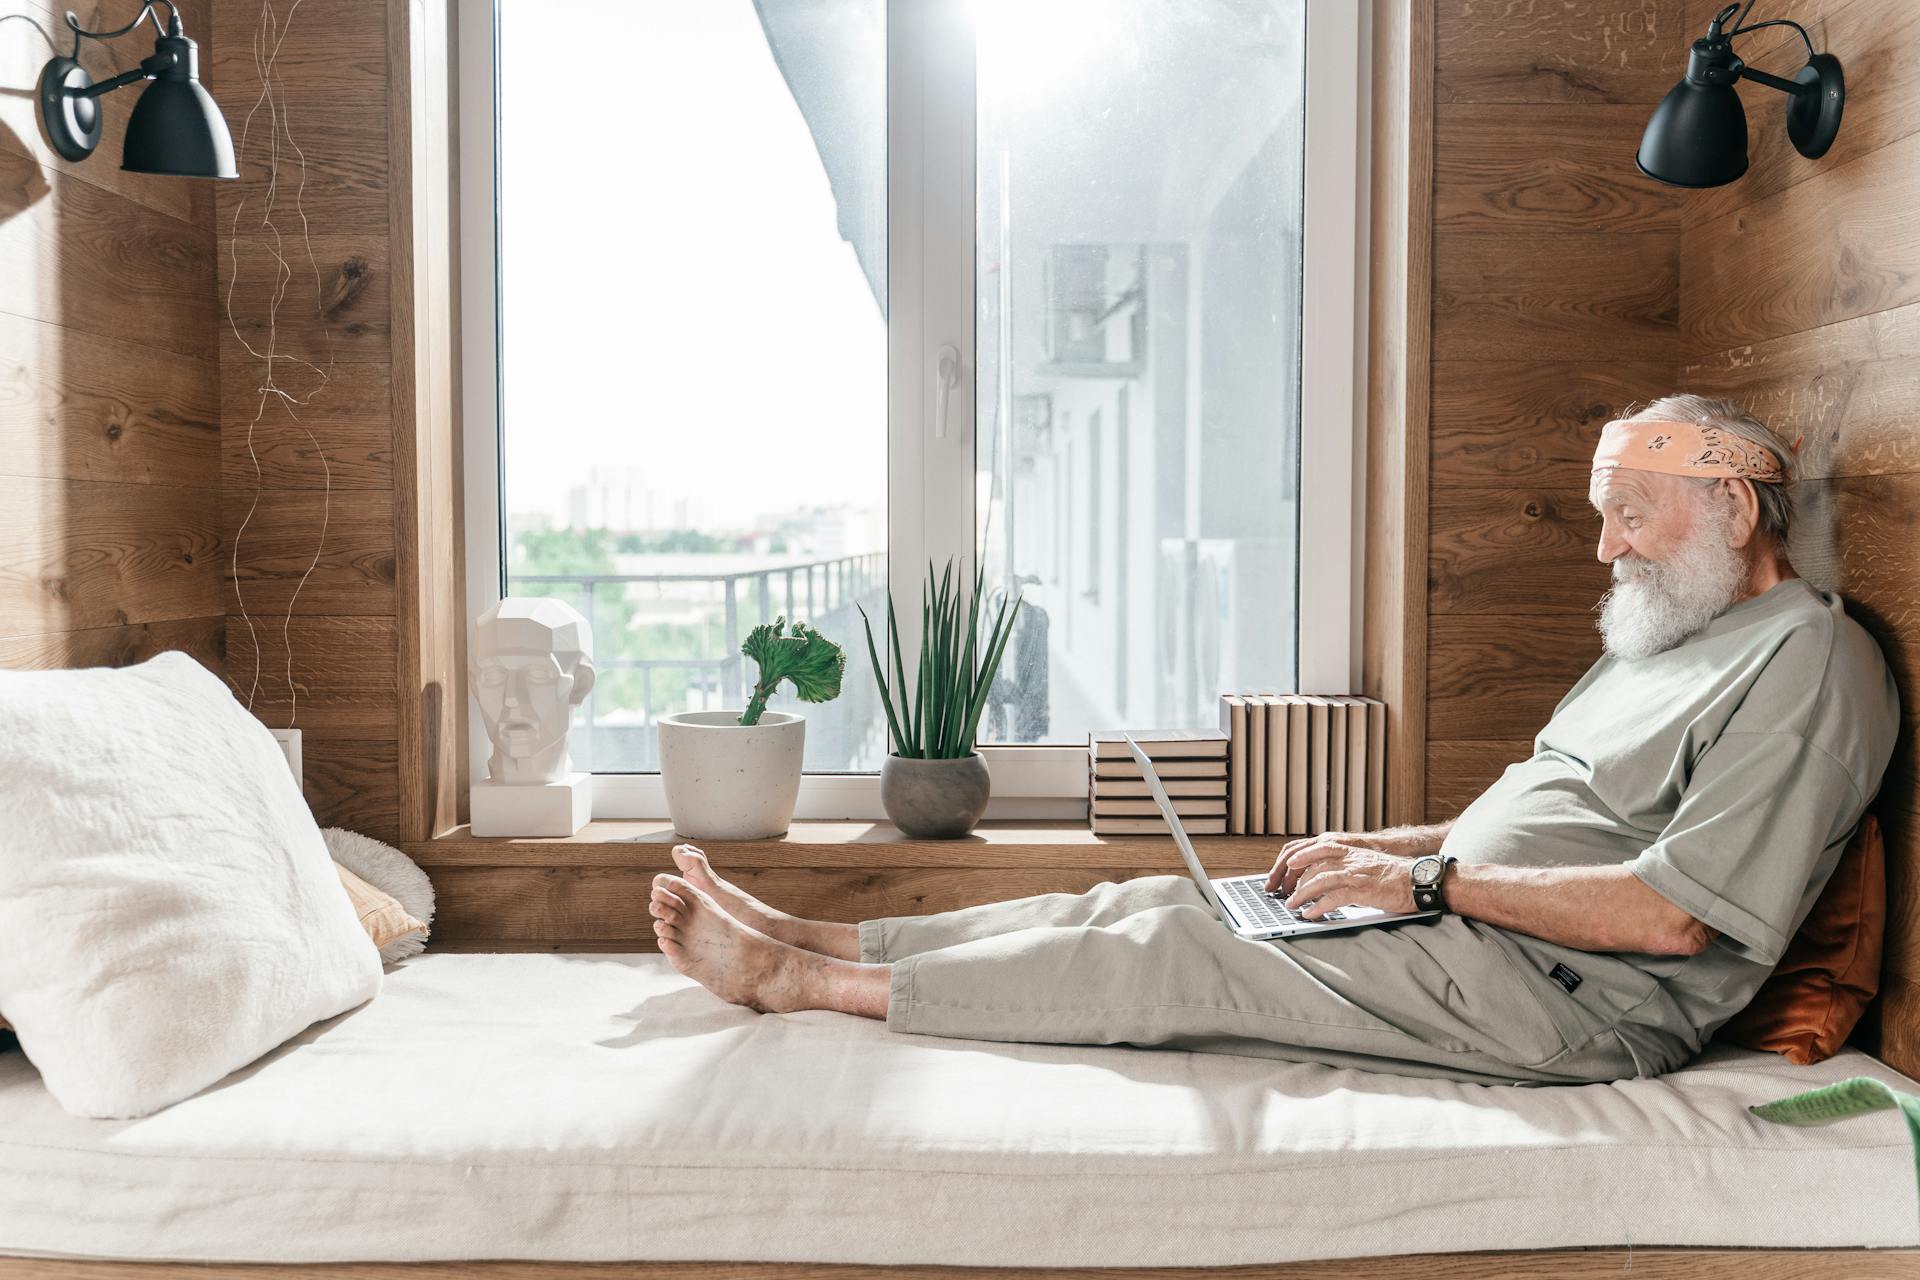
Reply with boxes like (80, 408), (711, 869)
(1428, 487), (1607, 614)
(208, 0), (390, 234)
(306, 738), (401, 839)
(1430, 359), (1669, 488)
(0, 476), (221, 634)
(1680, 128), (1920, 353)
(223, 488), (396, 617)
(1435, 0), (1682, 104)
(1683, 302), (1920, 482)
(8, 1249), (1920, 1280)
(1870, 970), (1920, 1081)
(219, 233), (390, 367)
(0, 0), (196, 224)
(1362, 0), (1434, 827)
(221, 360), (394, 489)
(0, 614), (223, 671)
(1428, 613), (1599, 741)
(428, 866), (1205, 946)
(1434, 105), (1679, 232)
(1426, 739), (1534, 822)
(0, 149), (216, 359)
(1433, 232), (1678, 360)
(0, 311), (219, 486)
(1789, 473), (1920, 640)
(224, 614), (398, 740)
(389, 0), (464, 841)
(1685, 0), (1916, 226)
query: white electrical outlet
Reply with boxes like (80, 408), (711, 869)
(269, 728), (304, 792)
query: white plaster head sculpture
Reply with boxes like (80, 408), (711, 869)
(470, 598), (596, 784)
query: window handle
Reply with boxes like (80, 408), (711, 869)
(932, 344), (960, 439)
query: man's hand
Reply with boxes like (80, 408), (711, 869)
(1268, 840), (1418, 919)
(1267, 831), (1415, 893)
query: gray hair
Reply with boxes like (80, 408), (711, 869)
(1624, 394), (1796, 543)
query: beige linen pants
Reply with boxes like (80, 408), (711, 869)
(858, 876), (1641, 1085)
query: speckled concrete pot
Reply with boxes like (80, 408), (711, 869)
(881, 753), (991, 839)
(657, 711), (805, 841)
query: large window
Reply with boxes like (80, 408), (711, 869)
(461, 0), (1363, 817)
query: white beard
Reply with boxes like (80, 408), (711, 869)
(1596, 504), (1750, 661)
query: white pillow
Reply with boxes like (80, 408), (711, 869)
(0, 652), (381, 1118)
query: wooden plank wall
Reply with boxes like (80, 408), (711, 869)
(209, 0), (460, 842)
(1675, 0), (1920, 1074)
(0, 1), (223, 674)
(1423, 1), (1685, 819)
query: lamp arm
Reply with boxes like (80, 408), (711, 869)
(1737, 64), (1816, 97)
(71, 45), (181, 98)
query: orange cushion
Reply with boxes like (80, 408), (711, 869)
(335, 862), (428, 955)
(1719, 813), (1884, 1065)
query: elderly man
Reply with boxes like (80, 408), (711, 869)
(648, 395), (1898, 1084)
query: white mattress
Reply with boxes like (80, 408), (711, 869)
(1, 952), (1914, 1267)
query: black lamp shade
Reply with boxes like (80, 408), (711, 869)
(1637, 77), (1749, 188)
(123, 78), (237, 178)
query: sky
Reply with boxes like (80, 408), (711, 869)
(498, 0), (888, 532)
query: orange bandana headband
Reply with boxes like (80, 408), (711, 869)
(1592, 419), (1798, 484)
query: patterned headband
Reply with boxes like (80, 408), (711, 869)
(1591, 419), (1799, 484)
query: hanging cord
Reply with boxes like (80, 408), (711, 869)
(221, 0), (336, 726)
(62, 0), (177, 56)
(1717, 1), (1819, 64)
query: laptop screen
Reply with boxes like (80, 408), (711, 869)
(1124, 735), (1228, 919)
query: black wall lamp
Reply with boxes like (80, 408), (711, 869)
(37, 1), (236, 179)
(1637, 1), (1844, 188)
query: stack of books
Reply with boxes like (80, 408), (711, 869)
(1218, 695), (1387, 836)
(1087, 730), (1229, 835)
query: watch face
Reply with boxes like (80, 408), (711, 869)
(1412, 857), (1442, 888)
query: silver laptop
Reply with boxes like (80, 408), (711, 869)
(1125, 735), (1438, 940)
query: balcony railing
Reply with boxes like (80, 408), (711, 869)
(510, 551), (888, 771)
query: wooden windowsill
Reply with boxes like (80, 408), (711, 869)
(407, 820), (1291, 870)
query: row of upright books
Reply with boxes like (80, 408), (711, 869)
(1087, 730), (1229, 835)
(1219, 694), (1386, 836)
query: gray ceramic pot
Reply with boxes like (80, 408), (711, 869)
(880, 753), (991, 839)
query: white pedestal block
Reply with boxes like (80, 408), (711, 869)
(470, 774), (593, 837)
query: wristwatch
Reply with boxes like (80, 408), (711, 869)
(1410, 855), (1458, 912)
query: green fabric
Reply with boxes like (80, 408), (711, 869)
(1440, 579), (1899, 1076)
(1752, 1077), (1920, 1212)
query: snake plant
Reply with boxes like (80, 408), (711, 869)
(858, 558), (1021, 759)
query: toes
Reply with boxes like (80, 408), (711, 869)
(672, 843), (710, 877)
(650, 885), (685, 917)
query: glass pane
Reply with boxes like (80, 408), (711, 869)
(498, 0), (889, 772)
(974, 0), (1306, 745)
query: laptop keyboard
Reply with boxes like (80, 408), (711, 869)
(1223, 878), (1346, 929)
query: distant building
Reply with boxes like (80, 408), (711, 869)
(568, 466), (714, 533)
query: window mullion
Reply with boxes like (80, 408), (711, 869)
(886, 0), (977, 726)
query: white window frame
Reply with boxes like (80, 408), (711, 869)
(457, 0), (1366, 821)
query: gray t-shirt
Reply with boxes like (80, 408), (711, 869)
(1441, 578), (1899, 1074)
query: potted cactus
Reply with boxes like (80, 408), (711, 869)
(657, 618), (845, 840)
(858, 559), (1021, 839)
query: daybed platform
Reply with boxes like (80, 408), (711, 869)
(1, 953), (1915, 1269)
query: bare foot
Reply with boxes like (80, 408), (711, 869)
(669, 843), (860, 960)
(649, 873), (826, 1013)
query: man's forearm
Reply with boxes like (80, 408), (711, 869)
(1356, 821), (1453, 857)
(1445, 862), (1712, 956)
